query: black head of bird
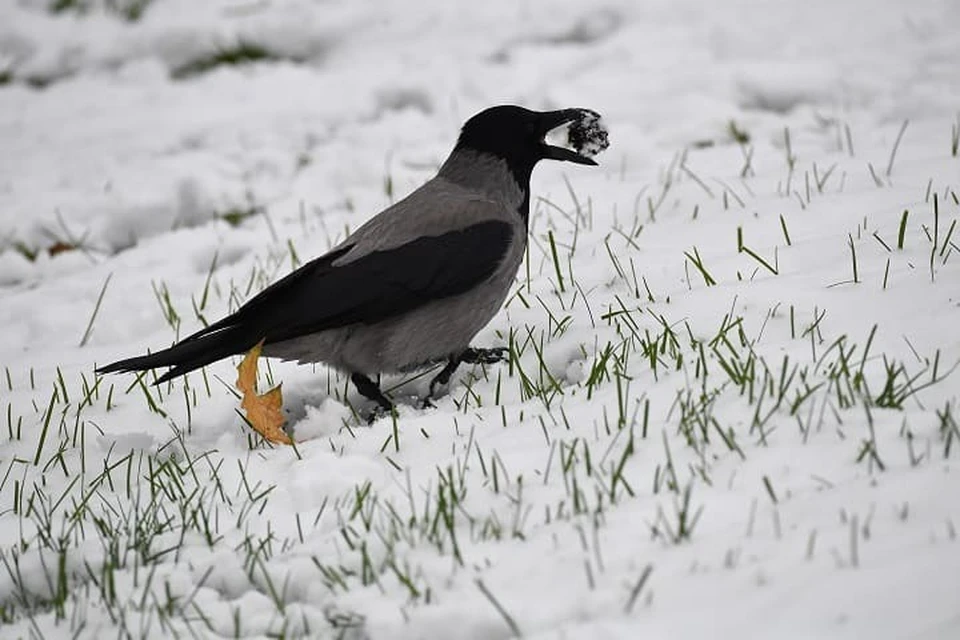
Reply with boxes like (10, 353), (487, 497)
(453, 105), (601, 185)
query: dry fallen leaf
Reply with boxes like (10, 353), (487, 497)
(236, 340), (292, 445)
(48, 241), (78, 257)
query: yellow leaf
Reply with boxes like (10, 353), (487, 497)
(236, 340), (292, 445)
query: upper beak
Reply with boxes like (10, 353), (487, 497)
(538, 109), (599, 166)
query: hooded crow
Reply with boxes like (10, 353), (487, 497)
(98, 105), (606, 412)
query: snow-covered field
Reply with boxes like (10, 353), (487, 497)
(2, 0), (959, 637)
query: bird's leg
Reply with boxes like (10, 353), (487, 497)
(422, 346), (509, 409)
(423, 356), (463, 408)
(351, 373), (393, 414)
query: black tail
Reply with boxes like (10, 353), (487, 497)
(97, 326), (257, 384)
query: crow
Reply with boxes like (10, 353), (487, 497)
(98, 105), (606, 412)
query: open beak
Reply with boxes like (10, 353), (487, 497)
(538, 109), (599, 166)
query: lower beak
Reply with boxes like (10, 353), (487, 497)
(538, 109), (599, 166)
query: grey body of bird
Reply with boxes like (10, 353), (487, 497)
(263, 151), (526, 374)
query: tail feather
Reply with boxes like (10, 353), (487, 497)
(97, 326), (257, 384)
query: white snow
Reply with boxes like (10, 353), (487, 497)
(1, 0), (959, 638)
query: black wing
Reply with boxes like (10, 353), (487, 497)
(97, 220), (514, 382)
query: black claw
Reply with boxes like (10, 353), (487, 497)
(365, 404), (393, 424)
(461, 347), (508, 365)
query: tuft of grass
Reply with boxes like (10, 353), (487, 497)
(951, 115), (959, 157)
(172, 41), (300, 80)
(847, 234), (860, 284)
(78, 274), (113, 347)
(217, 205), (262, 228)
(885, 120), (909, 177)
(475, 579), (522, 637)
(11, 241), (39, 262)
(737, 227), (779, 276)
(684, 247), (716, 287)
(783, 127), (796, 172)
(623, 564), (653, 613)
(727, 120), (750, 145)
(897, 210), (909, 250)
(49, 0), (153, 22)
(866, 163), (883, 187)
(49, 0), (85, 14)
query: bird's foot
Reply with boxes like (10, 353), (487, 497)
(421, 346), (509, 409)
(365, 404), (397, 425)
(461, 346), (509, 365)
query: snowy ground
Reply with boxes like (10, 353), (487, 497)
(1, 0), (959, 638)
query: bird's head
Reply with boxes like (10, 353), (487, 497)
(451, 105), (607, 185)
